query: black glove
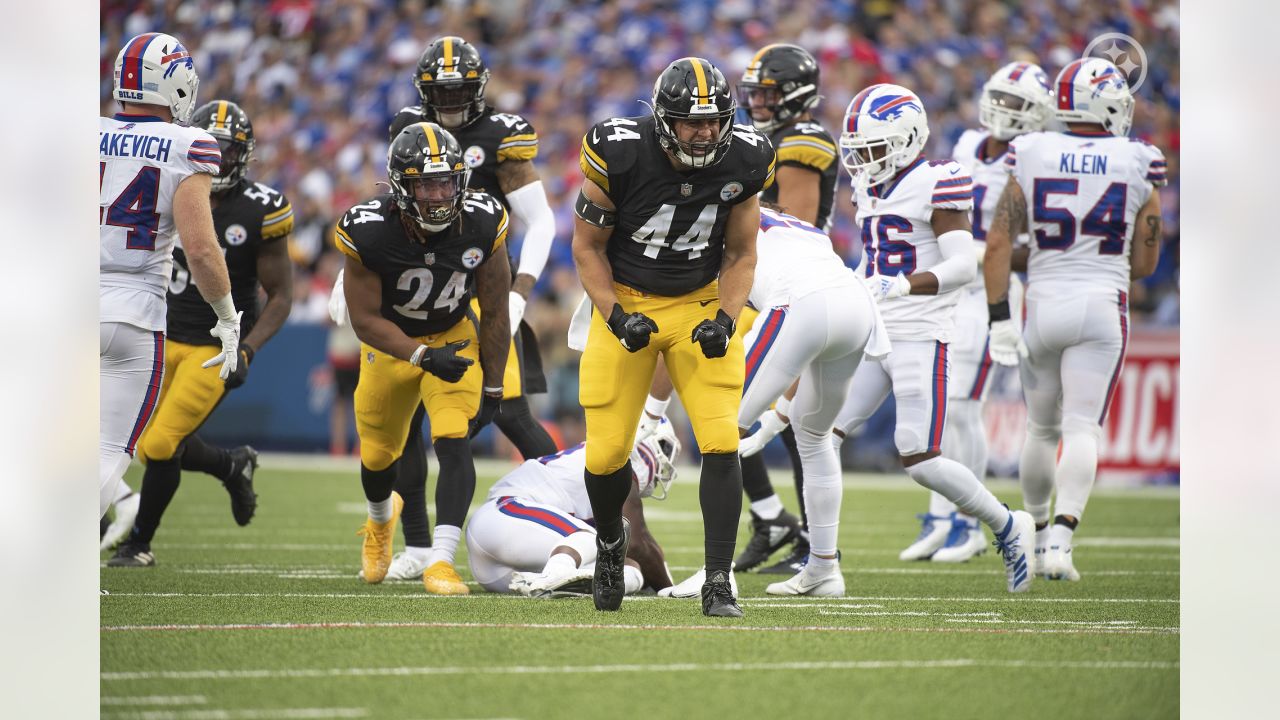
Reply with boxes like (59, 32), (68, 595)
(607, 303), (659, 352)
(223, 344), (255, 389)
(419, 339), (474, 383)
(691, 309), (735, 358)
(469, 392), (502, 438)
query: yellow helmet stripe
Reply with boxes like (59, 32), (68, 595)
(418, 122), (440, 159)
(689, 57), (709, 99)
(215, 100), (228, 130)
(444, 37), (454, 69)
(750, 44), (781, 70)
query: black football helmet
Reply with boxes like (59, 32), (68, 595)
(651, 57), (737, 169)
(738, 44), (821, 134)
(190, 100), (254, 193)
(414, 36), (490, 129)
(387, 122), (471, 236)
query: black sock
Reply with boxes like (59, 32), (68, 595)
(395, 409), (432, 547)
(584, 466), (631, 543)
(779, 426), (808, 530)
(130, 457), (182, 545)
(740, 451), (775, 503)
(433, 437), (476, 528)
(494, 396), (558, 459)
(700, 451), (743, 574)
(361, 461), (397, 504)
(1054, 514), (1079, 531)
(181, 434), (232, 480)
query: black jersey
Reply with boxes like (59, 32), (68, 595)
(165, 179), (293, 345)
(333, 192), (509, 337)
(579, 114), (775, 296)
(389, 106), (538, 210)
(762, 120), (839, 232)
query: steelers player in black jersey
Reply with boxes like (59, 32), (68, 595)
(336, 122), (510, 594)
(574, 57), (776, 617)
(108, 100), (293, 567)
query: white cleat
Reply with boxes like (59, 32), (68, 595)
(899, 513), (953, 561)
(994, 511), (1035, 593)
(1042, 545), (1081, 582)
(930, 517), (987, 563)
(100, 493), (140, 551)
(765, 564), (846, 597)
(383, 551), (432, 581)
(658, 565), (739, 599)
(509, 568), (594, 598)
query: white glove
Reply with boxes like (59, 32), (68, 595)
(328, 269), (348, 326)
(988, 319), (1029, 367)
(865, 273), (912, 302)
(201, 311), (243, 380)
(739, 408), (789, 457)
(636, 411), (663, 442)
(508, 291), (526, 338)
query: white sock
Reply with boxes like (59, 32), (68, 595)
(928, 491), (956, 518)
(367, 497), (393, 524)
(405, 545), (431, 562)
(112, 480), (134, 504)
(905, 456), (1007, 530)
(99, 450), (132, 519)
(1036, 526), (1052, 555)
(542, 552), (579, 575)
(794, 426), (842, 559)
(750, 494), (785, 520)
(1019, 421), (1059, 524)
(1052, 421), (1101, 520)
(428, 525), (462, 566)
(1049, 522), (1075, 549)
(623, 564), (643, 594)
(806, 553), (837, 576)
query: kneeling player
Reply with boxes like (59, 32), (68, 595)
(466, 422), (679, 596)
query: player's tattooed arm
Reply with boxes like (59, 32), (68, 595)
(718, 194), (761, 320)
(621, 478), (673, 591)
(496, 158), (539, 195)
(242, 236), (293, 352)
(1130, 191), (1163, 280)
(475, 246), (513, 389)
(984, 182), (1027, 305)
(572, 179), (624, 316)
(342, 257), (421, 361)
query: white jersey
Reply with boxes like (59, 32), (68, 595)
(486, 444), (594, 521)
(853, 157), (975, 342)
(952, 129), (1016, 293)
(1006, 130), (1167, 294)
(99, 113), (221, 331)
(749, 208), (859, 310)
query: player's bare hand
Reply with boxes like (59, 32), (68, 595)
(988, 319), (1028, 367)
(202, 311), (243, 380)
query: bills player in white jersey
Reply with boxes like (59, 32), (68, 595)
(100, 32), (241, 520)
(984, 58), (1165, 581)
(898, 61), (1054, 564)
(466, 422), (679, 597)
(832, 84), (1035, 593)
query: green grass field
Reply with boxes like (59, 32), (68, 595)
(100, 456), (1179, 719)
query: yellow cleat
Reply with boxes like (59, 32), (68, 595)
(423, 561), (471, 595)
(356, 492), (404, 584)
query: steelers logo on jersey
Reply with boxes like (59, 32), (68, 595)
(224, 223), (248, 246)
(464, 145), (486, 168)
(720, 182), (744, 202)
(461, 247), (485, 268)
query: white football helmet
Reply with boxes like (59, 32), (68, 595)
(980, 61), (1053, 140)
(630, 418), (680, 501)
(839, 84), (929, 192)
(1053, 57), (1134, 137)
(112, 32), (200, 125)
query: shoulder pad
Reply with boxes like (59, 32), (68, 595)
(928, 160), (974, 209)
(580, 117), (643, 195)
(485, 112), (538, 162)
(774, 122), (837, 171)
(389, 107), (424, 143)
(242, 182), (293, 239)
(461, 192), (510, 250)
(335, 195), (394, 261)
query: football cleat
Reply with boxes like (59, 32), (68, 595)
(106, 540), (155, 568)
(100, 492), (140, 551)
(1042, 544), (1081, 582)
(1032, 525), (1052, 576)
(735, 510), (802, 572)
(657, 566), (739, 599)
(592, 518), (630, 611)
(765, 562), (846, 597)
(701, 569), (744, 617)
(993, 511), (1035, 593)
(224, 446), (259, 526)
(930, 516), (987, 563)
(356, 492), (404, 584)
(510, 568), (594, 598)
(423, 561), (471, 595)
(899, 513), (953, 561)
(758, 539), (810, 575)
(384, 551), (432, 581)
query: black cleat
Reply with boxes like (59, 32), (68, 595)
(592, 517), (630, 611)
(224, 446), (259, 526)
(734, 510), (802, 572)
(107, 540), (156, 567)
(701, 569), (743, 617)
(759, 539), (810, 575)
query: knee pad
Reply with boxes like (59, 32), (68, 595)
(360, 443), (398, 472)
(696, 423), (740, 455)
(893, 425), (927, 457)
(429, 408), (470, 440)
(138, 432), (180, 464)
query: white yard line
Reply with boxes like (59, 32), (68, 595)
(101, 709), (367, 720)
(100, 696), (208, 706)
(102, 591), (1178, 604)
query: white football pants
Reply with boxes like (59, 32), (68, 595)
(465, 496), (596, 593)
(100, 322), (164, 518)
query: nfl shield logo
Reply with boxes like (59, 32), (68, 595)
(423, 253), (435, 265)
(680, 183), (693, 197)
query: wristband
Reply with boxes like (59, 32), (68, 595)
(409, 344), (429, 367)
(483, 385), (505, 396)
(988, 300), (1012, 324)
(209, 293), (238, 324)
(644, 394), (671, 418)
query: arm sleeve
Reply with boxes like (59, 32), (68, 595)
(930, 229), (978, 293)
(504, 180), (556, 280)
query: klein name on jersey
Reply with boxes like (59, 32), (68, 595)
(99, 131), (173, 163)
(1058, 152), (1108, 175)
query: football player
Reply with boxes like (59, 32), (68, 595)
(108, 100), (293, 567)
(830, 84), (1035, 593)
(100, 34), (240, 524)
(337, 122), (511, 594)
(573, 57), (775, 617)
(902, 61), (1053, 564)
(468, 422), (680, 597)
(983, 58), (1165, 582)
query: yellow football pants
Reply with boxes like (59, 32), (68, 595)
(137, 340), (225, 463)
(468, 297), (524, 400)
